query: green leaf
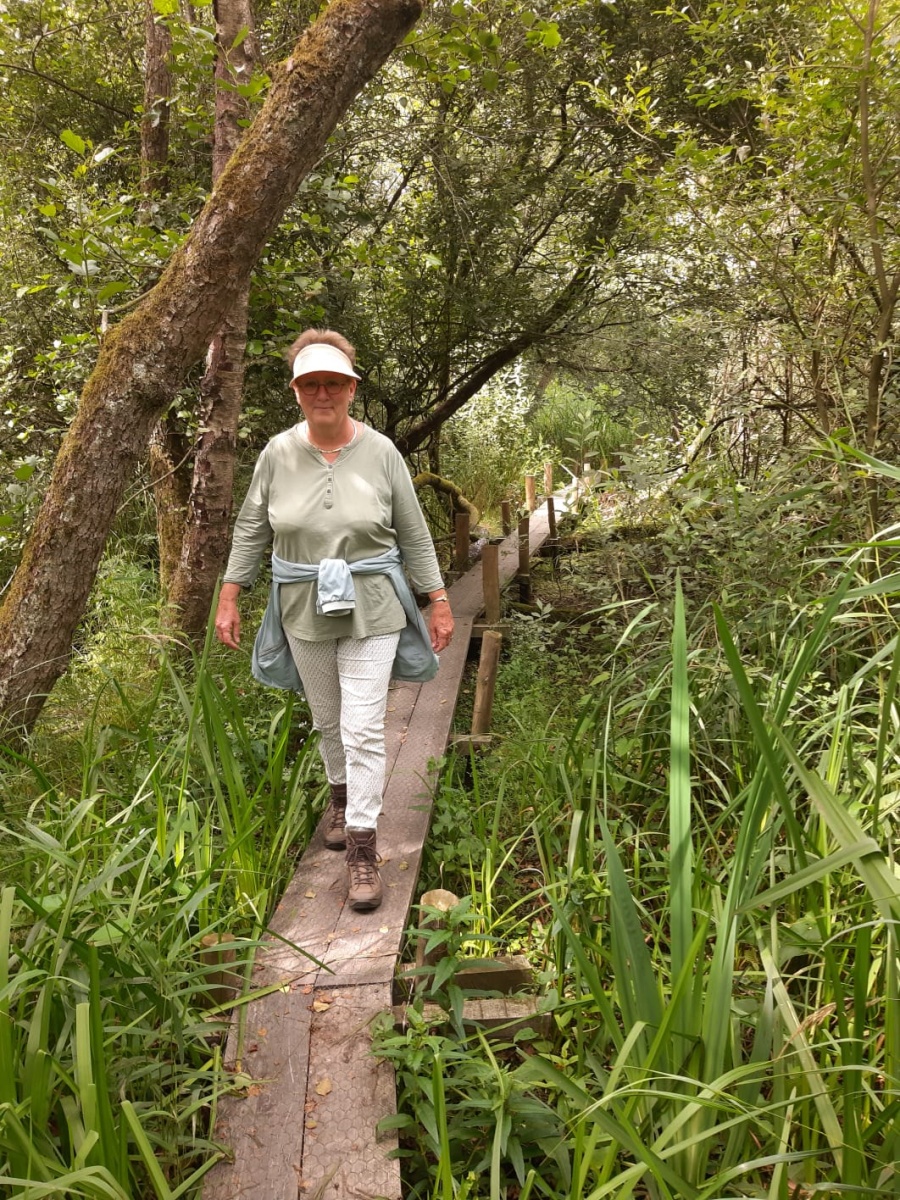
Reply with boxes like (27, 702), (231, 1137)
(97, 281), (128, 304)
(744, 843), (883, 913)
(60, 129), (87, 156)
(770, 727), (900, 926)
(122, 1101), (174, 1199)
(153, 0), (179, 12)
(246, 339), (263, 356)
(13, 464), (36, 482)
(66, 259), (100, 277)
(669, 575), (693, 983)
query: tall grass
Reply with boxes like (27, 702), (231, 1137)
(382, 454), (900, 1198)
(0, 645), (321, 1198)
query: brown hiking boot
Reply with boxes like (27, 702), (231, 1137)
(323, 783), (347, 851)
(346, 827), (383, 911)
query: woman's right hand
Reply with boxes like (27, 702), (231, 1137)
(215, 584), (242, 648)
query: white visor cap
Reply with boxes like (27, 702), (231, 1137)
(291, 343), (361, 382)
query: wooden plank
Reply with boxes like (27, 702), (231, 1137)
(300, 983), (399, 1200)
(396, 996), (552, 1040)
(204, 983), (313, 1200)
(448, 734), (493, 754)
(397, 953), (533, 996)
(383, 680), (421, 777)
(482, 543), (501, 625)
(453, 954), (534, 993)
(470, 620), (513, 640)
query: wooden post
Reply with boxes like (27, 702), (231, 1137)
(415, 889), (461, 973)
(482, 543), (500, 625)
(517, 515), (531, 603)
(471, 630), (502, 737)
(501, 500), (512, 537)
(547, 495), (558, 540)
(200, 933), (241, 1008)
(454, 510), (470, 574)
(524, 474), (536, 513)
(544, 462), (554, 496)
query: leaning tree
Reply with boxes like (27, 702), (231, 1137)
(0, 0), (424, 732)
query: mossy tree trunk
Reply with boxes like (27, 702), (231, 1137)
(140, 0), (172, 199)
(149, 416), (192, 600)
(0, 0), (424, 732)
(162, 0), (257, 637)
(141, 0), (192, 599)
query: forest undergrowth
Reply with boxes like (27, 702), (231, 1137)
(384, 445), (900, 1200)
(1, 441), (899, 1198)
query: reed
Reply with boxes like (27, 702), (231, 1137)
(382, 481), (900, 1198)
(0, 647), (320, 1198)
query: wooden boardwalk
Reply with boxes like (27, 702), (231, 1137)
(204, 501), (558, 1200)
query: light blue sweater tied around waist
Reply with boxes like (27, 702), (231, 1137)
(250, 545), (440, 692)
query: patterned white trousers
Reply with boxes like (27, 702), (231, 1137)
(286, 631), (401, 830)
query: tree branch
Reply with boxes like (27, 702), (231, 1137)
(1, 61), (133, 118)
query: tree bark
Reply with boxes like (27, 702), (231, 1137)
(162, 0), (257, 638)
(140, 0), (172, 197)
(141, 0), (191, 596)
(0, 0), (424, 732)
(148, 417), (192, 599)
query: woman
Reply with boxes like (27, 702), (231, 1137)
(214, 329), (454, 912)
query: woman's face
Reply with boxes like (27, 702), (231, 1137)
(292, 373), (357, 436)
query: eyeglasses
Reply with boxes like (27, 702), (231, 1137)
(296, 378), (350, 396)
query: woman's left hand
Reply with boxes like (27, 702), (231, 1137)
(429, 601), (455, 653)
